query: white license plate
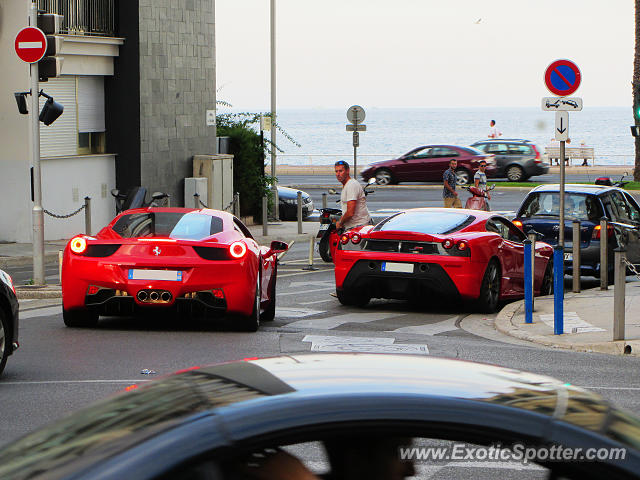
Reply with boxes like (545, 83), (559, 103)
(564, 253), (573, 261)
(128, 269), (183, 281)
(319, 224), (329, 230)
(381, 262), (414, 273)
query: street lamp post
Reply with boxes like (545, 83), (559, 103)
(270, 0), (279, 220)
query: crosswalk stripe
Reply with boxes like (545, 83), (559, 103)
(286, 312), (404, 329)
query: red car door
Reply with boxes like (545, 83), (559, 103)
(393, 147), (432, 181)
(486, 218), (521, 296)
(424, 147), (459, 181)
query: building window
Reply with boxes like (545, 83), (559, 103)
(78, 132), (106, 154)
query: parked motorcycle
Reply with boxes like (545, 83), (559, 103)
(317, 180), (376, 263)
(111, 186), (170, 214)
(595, 172), (630, 188)
(461, 184), (495, 211)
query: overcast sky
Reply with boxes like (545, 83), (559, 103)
(215, 1), (634, 110)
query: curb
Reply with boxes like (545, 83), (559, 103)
(16, 285), (62, 299)
(0, 252), (60, 269)
(494, 299), (639, 357)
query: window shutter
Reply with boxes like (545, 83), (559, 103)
(39, 77), (77, 157)
(78, 76), (105, 133)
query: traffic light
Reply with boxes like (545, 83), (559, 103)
(36, 13), (63, 81)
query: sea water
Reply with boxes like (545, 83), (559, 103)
(253, 107), (636, 167)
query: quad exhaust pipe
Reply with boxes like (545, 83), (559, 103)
(137, 289), (172, 303)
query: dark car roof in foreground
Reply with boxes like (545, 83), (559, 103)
(2, 354), (640, 479)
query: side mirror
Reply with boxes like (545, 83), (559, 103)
(266, 240), (288, 257)
(151, 192), (168, 200)
(367, 177), (377, 185)
(110, 188), (120, 198)
(328, 188), (337, 195)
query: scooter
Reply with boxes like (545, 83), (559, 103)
(595, 172), (630, 188)
(111, 186), (171, 214)
(317, 179), (376, 263)
(461, 184), (495, 211)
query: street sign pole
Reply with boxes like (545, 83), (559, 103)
(270, 0), (278, 220)
(353, 119), (358, 178)
(30, 2), (45, 285)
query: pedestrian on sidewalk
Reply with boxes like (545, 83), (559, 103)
(474, 160), (490, 200)
(488, 120), (502, 139)
(443, 159), (461, 208)
(334, 160), (372, 230)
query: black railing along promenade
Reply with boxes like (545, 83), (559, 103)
(37, 0), (115, 36)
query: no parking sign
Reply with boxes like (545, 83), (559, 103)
(544, 59), (581, 96)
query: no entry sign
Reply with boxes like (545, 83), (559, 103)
(15, 27), (47, 63)
(544, 59), (581, 96)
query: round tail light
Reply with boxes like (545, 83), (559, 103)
(229, 241), (247, 258)
(70, 236), (87, 254)
(442, 239), (454, 249)
(513, 220), (523, 228)
(456, 241), (468, 251)
(351, 233), (362, 244)
(340, 233), (350, 245)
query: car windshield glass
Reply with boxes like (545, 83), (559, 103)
(112, 212), (224, 239)
(519, 193), (602, 222)
(373, 211), (474, 235)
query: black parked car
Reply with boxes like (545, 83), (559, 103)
(471, 139), (549, 182)
(0, 268), (19, 376)
(513, 184), (640, 280)
(0, 354), (639, 480)
(278, 186), (314, 220)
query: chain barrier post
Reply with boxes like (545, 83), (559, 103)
(262, 195), (268, 237)
(233, 192), (240, 217)
(297, 191), (303, 234)
(302, 235), (318, 271)
(600, 216), (609, 290)
(613, 247), (626, 341)
(322, 192), (327, 209)
(193, 193), (200, 209)
(527, 232), (536, 310)
(572, 220), (580, 293)
(84, 196), (91, 236)
(553, 245), (564, 334)
(524, 239), (533, 324)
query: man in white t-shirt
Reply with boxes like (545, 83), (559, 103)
(334, 160), (372, 230)
(488, 120), (502, 139)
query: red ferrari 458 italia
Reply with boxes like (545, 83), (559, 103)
(334, 208), (553, 312)
(61, 208), (288, 331)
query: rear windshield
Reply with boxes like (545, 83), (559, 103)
(373, 211), (474, 235)
(519, 193), (603, 222)
(112, 212), (224, 240)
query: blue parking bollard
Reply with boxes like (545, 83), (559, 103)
(553, 245), (564, 335)
(524, 239), (533, 324)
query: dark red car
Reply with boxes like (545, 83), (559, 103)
(360, 145), (496, 185)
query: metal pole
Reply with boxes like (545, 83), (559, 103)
(30, 2), (45, 285)
(262, 195), (268, 237)
(84, 196), (91, 236)
(572, 220), (580, 293)
(524, 239), (533, 324)
(600, 217), (608, 290)
(528, 232), (536, 311)
(233, 192), (240, 217)
(297, 191), (303, 234)
(353, 144), (357, 180)
(270, 0), (279, 220)
(302, 235), (318, 271)
(553, 140), (566, 333)
(322, 192), (327, 209)
(613, 247), (626, 341)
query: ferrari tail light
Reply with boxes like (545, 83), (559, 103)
(340, 233), (350, 245)
(70, 236), (87, 254)
(212, 288), (225, 299)
(229, 241), (247, 258)
(456, 240), (468, 251)
(592, 224), (614, 240)
(442, 239), (454, 249)
(351, 233), (362, 244)
(86, 285), (101, 295)
(512, 220), (523, 228)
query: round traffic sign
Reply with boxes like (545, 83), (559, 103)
(544, 59), (581, 96)
(347, 105), (365, 124)
(14, 27), (47, 63)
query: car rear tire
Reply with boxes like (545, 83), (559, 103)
(0, 310), (9, 375)
(336, 288), (370, 307)
(63, 308), (99, 328)
(319, 236), (332, 263)
(540, 260), (553, 296)
(260, 267), (277, 323)
(375, 169), (395, 185)
(506, 165), (525, 182)
(455, 168), (471, 185)
(240, 272), (261, 332)
(477, 260), (501, 313)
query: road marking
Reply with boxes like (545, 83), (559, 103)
(277, 307), (325, 318)
(1, 379), (147, 385)
(298, 299), (334, 305)
(279, 270), (332, 278)
(286, 312), (405, 329)
(538, 312), (605, 333)
(302, 334), (428, 355)
(279, 286), (334, 296)
(20, 306), (61, 319)
(389, 316), (459, 335)
(289, 280), (335, 288)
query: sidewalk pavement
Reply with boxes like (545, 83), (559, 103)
(495, 283), (640, 356)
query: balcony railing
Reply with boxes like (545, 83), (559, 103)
(37, 0), (115, 37)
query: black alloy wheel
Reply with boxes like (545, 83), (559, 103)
(455, 168), (471, 185)
(240, 270), (261, 332)
(375, 169), (395, 186)
(477, 260), (501, 313)
(260, 265), (277, 323)
(506, 165), (525, 182)
(540, 259), (554, 296)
